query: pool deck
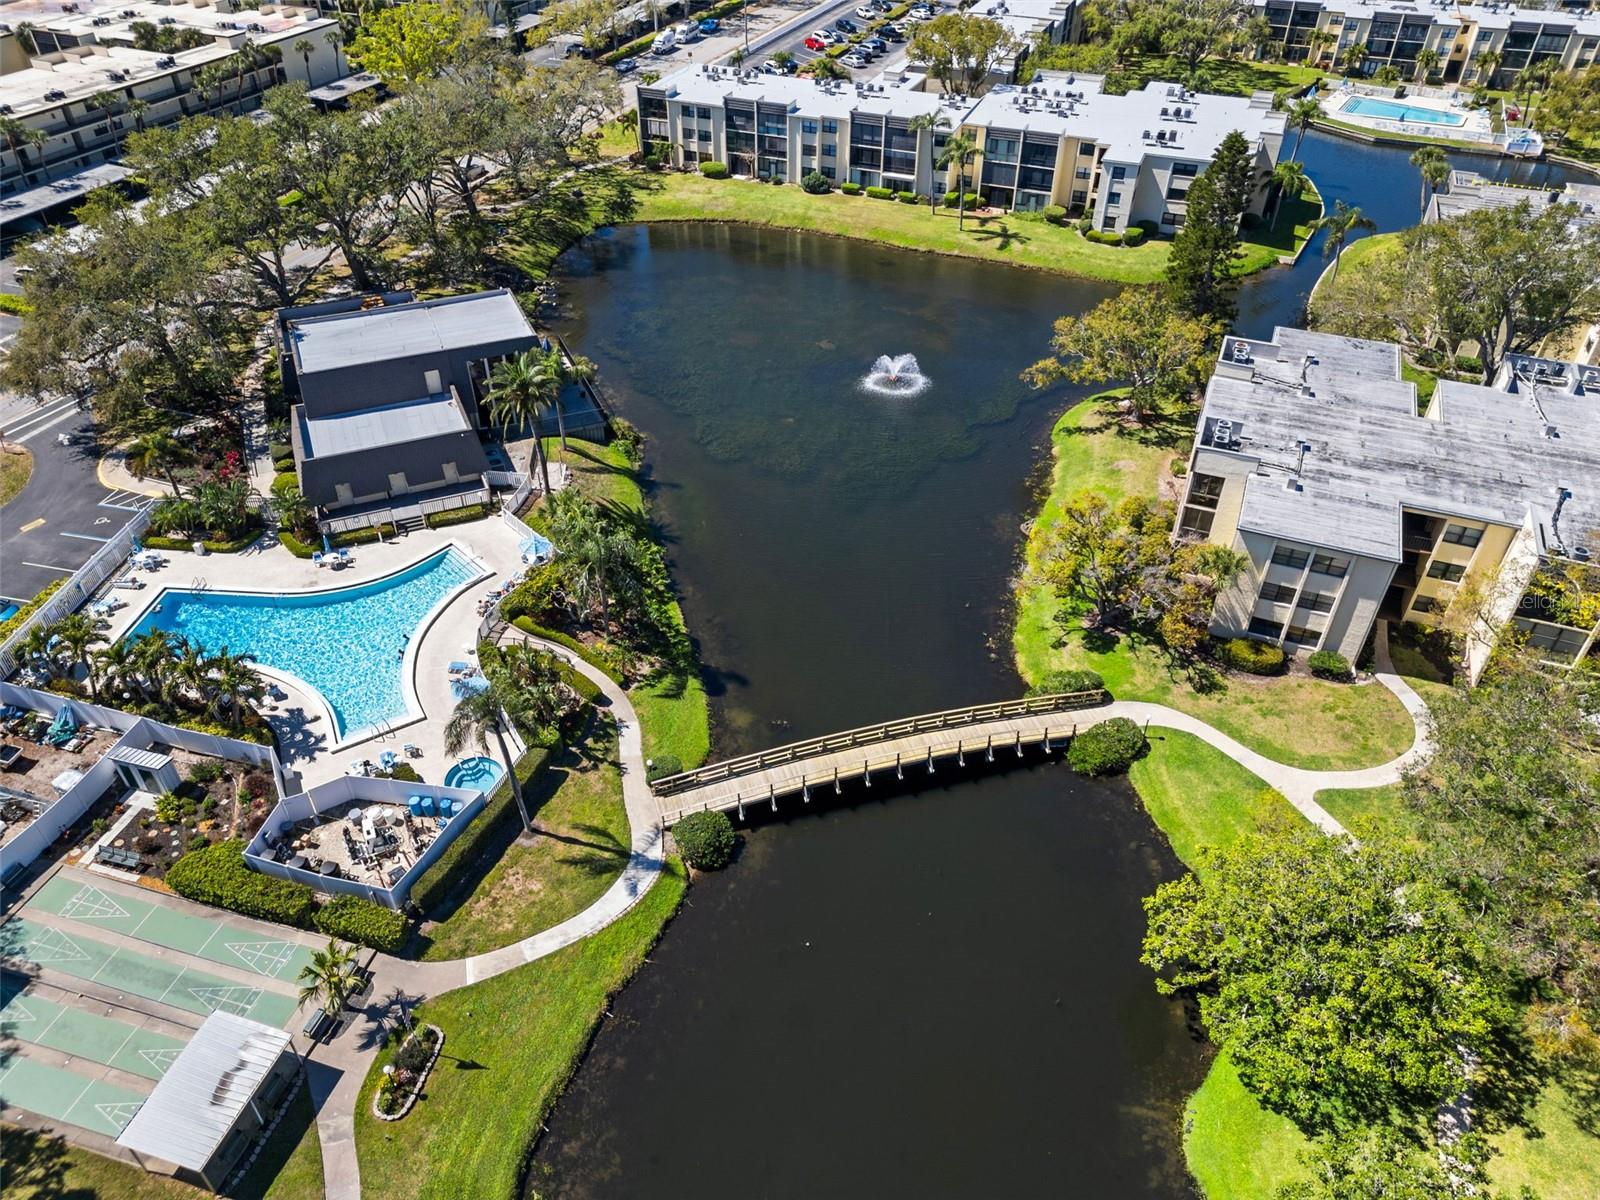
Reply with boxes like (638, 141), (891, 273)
(99, 520), (531, 790)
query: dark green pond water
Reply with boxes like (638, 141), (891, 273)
(528, 134), (1598, 1197)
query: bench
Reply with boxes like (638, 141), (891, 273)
(302, 1006), (332, 1041)
(94, 845), (143, 871)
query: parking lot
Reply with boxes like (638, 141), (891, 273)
(0, 867), (318, 1145)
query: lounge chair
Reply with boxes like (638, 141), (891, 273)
(447, 661), (470, 675)
(312, 552), (325, 568)
(112, 577), (145, 590)
(403, 743), (422, 758)
(336, 548), (352, 567)
(379, 750), (398, 771)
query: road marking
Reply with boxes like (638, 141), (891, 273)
(21, 561), (76, 572)
(59, 532), (111, 542)
(17, 518), (44, 532)
(11, 405), (82, 444)
(3, 398), (78, 440)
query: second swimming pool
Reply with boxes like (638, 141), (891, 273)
(128, 546), (481, 740)
(1341, 96), (1466, 127)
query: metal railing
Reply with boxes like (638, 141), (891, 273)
(0, 506), (152, 678)
(319, 482), (492, 536)
(650, 690), (1109, 796)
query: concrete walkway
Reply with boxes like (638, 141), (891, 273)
(306, 622), (1430, 1200)
(307, 631), (665, 1200)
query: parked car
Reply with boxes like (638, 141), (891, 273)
(855, 5), (878, 18)
(909, 3), (935, 15)
(880, 22), (906, 39)
(811, 28), (839, 44)
(804, 34), (828, 50)
(862, 36), (888, 53)
(870, 0), (894, 10)
(615, 57), (638, 73)
(651, 27), (677, 54)
(699, 17), (719, 33)
(763, 57), (797, 74)
(835, 17), (859, 33)
(841, 52), (869, 68)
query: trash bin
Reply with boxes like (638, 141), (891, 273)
(193, 541), (208, 556)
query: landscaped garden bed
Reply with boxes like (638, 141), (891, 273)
(373, 1024), (444, 1121)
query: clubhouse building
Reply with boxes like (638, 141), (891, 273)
(1180, 328), (1600, 680)
(636, 67), (1286, 232)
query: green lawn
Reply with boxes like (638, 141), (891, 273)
(1117, 53), (1326, 98)
(1313, 782), (1420, 843)
(1014, 397), (1416, 770)
(353, 859), (688, 1200)
(1129, 730), (1304, 869)
(413, 718), (633, 961)
(1, 1086), (322, 1200)
(1, 444), (33, 507)
(1184, 1054), (1312, 1200)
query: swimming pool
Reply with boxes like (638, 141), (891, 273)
(1342, 96), (1466, 127)
(128, 547), (482, 741)
(444, 755), (505, 793)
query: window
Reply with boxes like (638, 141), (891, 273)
(1411, 595), (1439, 614)
(1284, 625), (1319, 646)
(1310, 553), (1347, 578)
(1110, 165), (1126, 180)
(821, 165), (836, 179)
(1441, 523), (1483, 548)
(1071, 189), (1088, 206)
(1107, 190), (1123, 206)
(1514, 618), (1589, 661)
(822, 143), (836, 157)
(1179, 506), (1215, 537)
(822, 119), (838, 134)
(1171, 162), (1198, 177)
(1248, 617), (1284, 639)
(1297, 591), (1335, 613)
(1272, 546), (1310, 569)
(802, 143), (817, 157)
(1427, 560), (1466, 582)
(1187, 473), (1224, 508)
(1074, 166), (1091, 180)
(802, 120), (818, 135)
(1259, 582), (1298, 604)
(698, 106), (713, 119)
(984, 135), (1019, 160)
(1161, 210), (1185, 227)
(1078, 141), (1097, 155)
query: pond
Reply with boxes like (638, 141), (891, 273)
(527, 132), (1595, 1197)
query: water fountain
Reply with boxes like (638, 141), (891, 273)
(860, 353), (931, 398)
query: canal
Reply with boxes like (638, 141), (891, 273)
(528, 132), (1593, 1198)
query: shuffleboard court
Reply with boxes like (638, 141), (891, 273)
(25, 875), (317, 982)
(0, 1056), (150, 1137)
(2, 918), (298, 1029)
(0, 979), (188, 1081)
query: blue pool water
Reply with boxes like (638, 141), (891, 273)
(129, 547), (479, 739)
(444, 756), (505, 793)
(1343, 96), (1466, 127)
(0, 604), (18, 622)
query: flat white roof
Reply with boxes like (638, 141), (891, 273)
(286, 290), (534, 376)
(300, 393), (472, 458)
(652, 63), (964, 123)
(116, 1010), (292, 1173)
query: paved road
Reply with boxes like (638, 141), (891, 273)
(628, 0), (918, 80)
(0, 398), (143, 605)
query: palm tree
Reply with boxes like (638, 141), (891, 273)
(1410, 145), (1449, 218)
(563, 517), (637, 633)
(1474, 49), (1502, 88)
(1311, 200), (1376, 281)
(270, 485), (314, 540)
(1307, 29), (1337, 66)
(444, 680), (536, 833)
(493, 643), (568, 729)
(1286, 97), (1321, 160)
(127, 98), (150, 135)
(50, 614), (105, 700)
(907, 112), (952, 211)
(530, 347), (597, 451)
(131, 630), (179, 705)
(487, 352), (554, 498)
(173, 636), (214, 710)
(297, 939), (359, 1014)
(19, 625), (66, 681)
(936, 132), (979, 231)
(293, 37), (316, 79)
(1339, 41), (1369, 77)
(1269, 160), (1307, 230)
(95, 638), (141, 705)
(208, 649), (265, 726)
(0, 116), (47, 180)
(1414, 48), (1440, 83)
(125, 430), (194, 497)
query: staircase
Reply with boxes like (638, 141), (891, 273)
(396, 513), (426, 536)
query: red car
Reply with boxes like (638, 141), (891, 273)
(804, 35), (827, 51)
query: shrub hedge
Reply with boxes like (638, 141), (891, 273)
(271, 470), (299, 496)
(1028, 668), (1107, 697)
(1042, 204), (1068, 224)
(700, 161), (730, 179)
(409, 741), (556, 913)
(895, 191), (921, 204)
(1085, 229), (1123, 245)
(0, 578), (66, 641)
(942, 191), (982, 208)
(801, 169), (831, 194)
(1218, 637), (1286, 675)
(840, 181), (863, 195)
(425, 503), (489, 529)
(281, 524), (398, 558)
(674, 810), (736, 870)
(866, 185), (894, 199)
(1121, 227), (1146, 246)
(556, 660), (603, 706)
(646, 753), (683, 783)
(145, 526), (263, 554)
(314, 894), (409, 952)
(1307, 649), (1354, 681)
(167, 841), (319, 927)
(510, 616), (626, 685)
(1066, 717), (1148, 776)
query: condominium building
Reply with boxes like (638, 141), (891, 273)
(1425, 167), (1600, 224)
(637, 68), (1285, 229)
(1180, 327), (1600, 680)
(1253, 1), (1600, 83)
(0, 0), (344, 213)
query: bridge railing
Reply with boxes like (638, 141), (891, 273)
(649, 690), (1108, 796)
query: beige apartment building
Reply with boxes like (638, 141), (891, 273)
(1179, 328), (1600, 680)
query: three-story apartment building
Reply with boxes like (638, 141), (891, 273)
(1179, 327), (1600, 681)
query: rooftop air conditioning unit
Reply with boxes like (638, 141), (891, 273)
(1214, 418), (1234, 446)
(1143, 129), (1151, 139)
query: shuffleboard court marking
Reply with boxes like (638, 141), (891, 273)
(94, 1100), (145, 1131)
(227, 941), (298, 978)
(57, 884), (131, 922)
(139, 1046), (184, 1076)
(25, 926), (91, 965)
(190, 984), (265, 1017)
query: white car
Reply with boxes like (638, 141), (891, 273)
(909, 4), (934, 17)
(841, 52), (869, 68)
(810, 28), (839, 45)
(855, 5), (878, 18)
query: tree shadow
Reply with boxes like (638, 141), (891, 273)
(0, 1125), (81, 1200)
(967, 221), (1030, 252)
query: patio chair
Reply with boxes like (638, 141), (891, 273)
(379, 750), (398, 771)
(312, 552), (325, 568)
(403, 743), (422, 758)
(336, 548), (352, 567)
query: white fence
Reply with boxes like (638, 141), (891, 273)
(0, 507), (151, 679)
(319, 482), (493, 537)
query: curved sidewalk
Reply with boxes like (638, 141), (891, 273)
(309, 624), (1430, 1199)
(310, 633), (665, 1200)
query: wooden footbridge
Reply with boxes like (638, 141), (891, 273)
(650, 691), (1110, 823)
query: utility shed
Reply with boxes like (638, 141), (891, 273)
(116, 1010), (298, 1192)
